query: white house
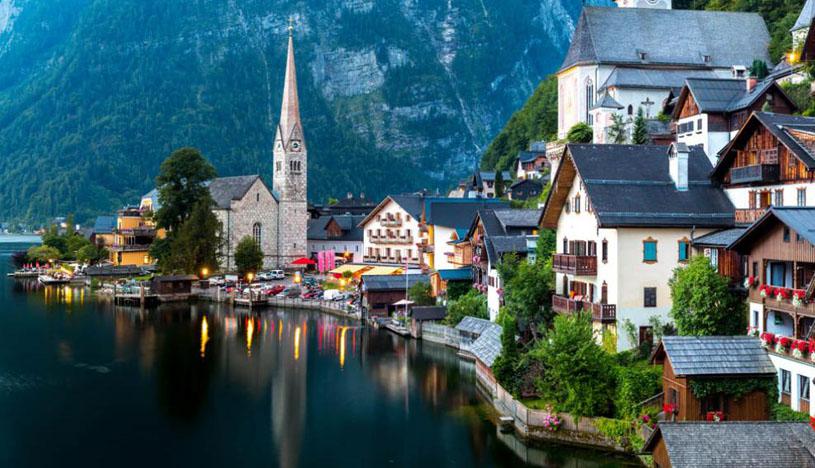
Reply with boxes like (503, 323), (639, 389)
(541, 143), (736, 351)
(558, 5), (771, 142)
(307, 214), (365, 263)
(358, 195), (423, 267)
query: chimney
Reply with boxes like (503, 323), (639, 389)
(669, 143), (689, 191)
(346, 192), (353, 199)
(746, 76), (758, 93)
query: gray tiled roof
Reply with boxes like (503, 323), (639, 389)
(455, 316), (496, 336)
(479, 171), (512, 182)
(425, 199), (509, 229)
(658, 336), (775, 376)
(493, 209), (542, 230)
(591, 92), (623, 110)
(561, 8), (771, 72)
(410, 306), (447, 321)
(693, 227), (747, 247)
(518, 150), (544, 163)
(793, 0), (815, 31)
(307, 214), (365, 242)
(208, 175), (265, 209)
(713, 113), (815, 179)
(566, 145), (735, 228)
(684, 78), (778, 113)
(92, 216), (116, 234)
(389, 194), (424, 219)
(485, 236), (532, 265)
(644, 422), (815, 467)
(463, 321), (503, 367)
(729, 207), (815, 251)
(599, 68), (719, 92)
(362, 274), (428, 292)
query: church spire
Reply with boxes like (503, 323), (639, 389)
(276, 17), (303, 150)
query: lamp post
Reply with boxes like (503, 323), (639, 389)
(201, 267), (209, 279)
(247, 272), (254, 284)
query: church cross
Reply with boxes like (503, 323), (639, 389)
(288, 16), (294, 36)
(641, 97), (655, 118)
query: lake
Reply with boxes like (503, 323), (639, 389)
(0, 241), (636, 467)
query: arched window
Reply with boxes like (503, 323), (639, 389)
(253, 223), (262, 247)
(601, 281), (608, 304)
(585, 78), (595, 125)
(627, 104), (633, 116)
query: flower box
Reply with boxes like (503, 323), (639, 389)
(760, 332), (775, 348)
(775, 335), (792, 354)
(792, 339), (809, 358)
(705, 411), (725, 422)
(792, 289), (806, 307)
(759, 284), (771, 298)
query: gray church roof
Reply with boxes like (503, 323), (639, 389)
(793, 0), (815, 31)
(599, 68), (719, 92)
(208, 175), (267, 209)
(655, 336), (775, 377)
(643, 422), (815, 467)
(590, 92), (623, 110)
(560, 8), (771, 72)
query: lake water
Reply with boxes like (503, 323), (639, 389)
(0, 240), (635, 467)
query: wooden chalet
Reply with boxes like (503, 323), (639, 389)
(711, 112), (815, 225)
(651, 336), (776, 422)
(643, 422), (815, 468)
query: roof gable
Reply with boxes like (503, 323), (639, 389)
(357, 194), (423, 228)
(728, 207), (815, 252)
(653, 336), (775, 376)
(209, 175), (272, 209)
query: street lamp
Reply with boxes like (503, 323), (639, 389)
(294, 271), (302, 284)
(247, 272), (255, 283)
(201, 267), (209, 279)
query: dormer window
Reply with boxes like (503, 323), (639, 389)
(702, 54), (711, 64)
(637, 50), (647, 61)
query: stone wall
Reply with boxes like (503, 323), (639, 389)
(216, 178), (280, 270)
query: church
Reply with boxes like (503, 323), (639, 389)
(211, 23), (308, 270)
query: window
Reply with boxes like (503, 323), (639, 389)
(781, 369), (791, 395)
(627, 105), (633, 116)
(774, 189), (784, 207)
(289, 160), (302, 173)
(256, 193), (260, 202)
(798, 188), (807, 207)
(602, 239), (608, 263)
(601, 281), (608, 304)
(574, 195), (581, 213)
(800, 375), (810, 401)
(562, 238), (568, 254)
(585, 78), (595, 124)
(565, 199), (571, 214)
(696, 118), (702, 133)
(639, 326), (654, 346)
(253, 223), (262, 246)
(678, 239), (689, 262)
(644, 287), (657, 307)
(276, 161), (282, 172)
(643, 239), (657, 262)
(783, 227), (791, 242)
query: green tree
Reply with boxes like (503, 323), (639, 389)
(446, 281), (471, 301)
(750, 59), (769, 80)
(494, 170), (505, 198)
(27, 245), (62, 263)
(444, 289), (488, 325)
(234, 236), (264, 278)
(64, 213), (76, 236)
(632, 107), (649, 144)
(65, 234), (91, 260)
(154, 147), (218, 232)
(607, 114), (627, 144)
(499, 253), (555, 331)
(408, 281), (434, 306)
(492, 313), (523, 394)
(41, 225), (67, 255)
(163, 199), (221, 274)
(530, 313), (616, 417)
(566, 122), (593, 143)
(669, 255), (746, 336)
(76, 244), (108, 264)
(149, 237), (174, 270)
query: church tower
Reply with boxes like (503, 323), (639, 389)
(273, 20), (308, 265)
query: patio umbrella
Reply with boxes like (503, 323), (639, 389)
(291, 257), (316, 266)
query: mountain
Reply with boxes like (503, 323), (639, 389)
(0, 0), (606, 223)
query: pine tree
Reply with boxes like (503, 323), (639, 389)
(632, 107), (649, 145)
(494, 170), (505, 198)
(607, 114), (627, 144)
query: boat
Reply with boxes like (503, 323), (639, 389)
(38, 275), (71, 285)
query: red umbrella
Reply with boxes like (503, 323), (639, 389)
(291, 257), (316, 265)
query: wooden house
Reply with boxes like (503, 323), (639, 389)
(710, 112), (815, 225)
(728, 207), (815, 418)
(643, 422), (815, 468)
(651, 336), (776, 421)
(359, 274), (428, 317)
(150, 275), (198, 301)
(407, 306), (447, 338)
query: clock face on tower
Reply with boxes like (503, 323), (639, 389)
(276, 141), (283, 150)
(290, 140), (302, 152)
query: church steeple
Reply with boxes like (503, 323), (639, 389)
(276, 18), (304, 152)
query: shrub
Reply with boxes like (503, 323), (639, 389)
(614, 363), (663, 419)
(444, 289), (487, 325)
(772, 403), (810, 422)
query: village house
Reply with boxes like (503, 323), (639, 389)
(88, 215), (115, 248)
(558, 4), (771, 142)
(407, 305), (447, 338)
(310, 192), (375, 218)
(710, 112), (815, 225)
(643, 422), (815, 468)
(671, 78), (796, 160)
(690, 227), (746, 286)
(728, 207), (815, 418)
(514, 141), (549, 180)
(541, 143), (735, 350)
(307, 214), (365, 263)
(358, 194), (423, 267)
(651, 336), (776, 422)
(359, 274), (427, 317)
(459, 208), (541, 320)
(507, 178), (543, 202)
(428, 268), (472, 299)
(467, 170), (512, 199)
(109, 191), (165, 267)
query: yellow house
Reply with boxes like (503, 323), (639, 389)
(109, 200), (164, 266)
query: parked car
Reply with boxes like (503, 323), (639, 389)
(265, 284), (286, 296)
(269, 270), (285, 280)
(277, 287), (301, 298)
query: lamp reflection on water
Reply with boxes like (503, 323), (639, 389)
(339, 327), (348, 368)
(246, 317), (255, 356)
(200, 316), (209, 358)
(294, 326), (301, 361)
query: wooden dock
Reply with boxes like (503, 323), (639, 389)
(384, 322), (411, 337)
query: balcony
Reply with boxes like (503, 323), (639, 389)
(380, 218), (402, 227)
(552, 295), (616, 323)
(553, 253), (597, 276)
(115, 227), (156, 236)
(730, 164), (779, 184)
(735, 208), (766, 224)
(110, 244), (151, 252)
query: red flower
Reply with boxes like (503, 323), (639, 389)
(809, 340), (815, 354)
(777, 336), (792, 348)
(663, 403), (676, 414)
(793, 340), (808, 352)
(761, 332), (775, 343)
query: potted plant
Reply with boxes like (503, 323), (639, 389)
(776, 288), (790, 302)
(744, 275), (757, 289)
(541, 405), (561, 433)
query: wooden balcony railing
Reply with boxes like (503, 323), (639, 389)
(552, 295), (616, 322)
(380, 218), (402, 227)
(735, 208), (766, 224)
(730, 164), (779, 184)
(553, 253), (597, 276)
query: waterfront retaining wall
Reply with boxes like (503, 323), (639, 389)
(421, 323), (463, 348)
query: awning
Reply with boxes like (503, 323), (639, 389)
(291, 257), (316, 265)
(328, 264), (370, 275)
(360, 266), (404, 276)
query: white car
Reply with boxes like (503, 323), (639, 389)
(269, 270), (285, 280)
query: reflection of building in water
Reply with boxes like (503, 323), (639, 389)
(270, 313), (308, 468)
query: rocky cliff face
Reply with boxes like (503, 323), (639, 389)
(0, 0), (604, 222)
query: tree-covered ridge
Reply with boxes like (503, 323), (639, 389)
(479, 76), (558, 171)
(0, 0), (597, 224)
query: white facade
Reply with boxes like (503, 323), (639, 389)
(360, 198), (421, 266)
(748, 301), (815, 417)
(675, 113), (733, 163)
(487, 267), (502, 322)
(555, 172), (713, 351)
(726, 184), (815, 210)
(307, 239), (363, 264)
(430, 225), (461, 271)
